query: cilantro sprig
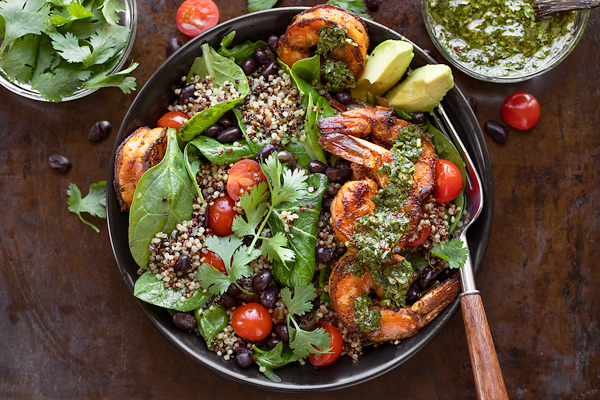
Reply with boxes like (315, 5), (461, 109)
(232, 153), (308, 264)
(67, 181), (107, 233)
(196, 235), (262, 295)
(429, 238), (469, 269)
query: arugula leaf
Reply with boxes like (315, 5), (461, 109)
(0, 0), (50, 54)
(101, 0), (125, 25)
(67, 181), (107, 233)
(430, 238), (469, 269)
(197, 235), (261, 295)
(217, 31), (268, 64)
(0, 34), (40, 83)
(134, 271), (211, 312)
(247, 0), (279, 13)
(327, 0), (373, 20)
(83, 60), (137, 93)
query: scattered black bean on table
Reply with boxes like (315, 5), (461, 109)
(166, 38), (182, 57)
(88, 120), (112, 141)
(484, 120), (509, 144)
(48, 154), (71, 173)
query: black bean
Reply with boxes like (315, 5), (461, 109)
(252, 270), (272, 292)
(308, 160), (327, 174)
(334, 159), (351, 181)
(217, 116), (233, 128)
(205, 124), (222, 138)
(255, 48), (270, 65)
(254, 143), (278, 163)
(268, 34), (279, 53)
(406, 285), (421, 303)
(365, 0), (381, 11)
(216, 126), (242, 143)
(88, 120), (112, 141)
(334, 90), (352, 105)
(417, 267), (438, 291)
(241, 57), (257, 75)
(273, 323), (289, 343)
(174, 254), (192, 274)
(238, 276), (254, 292)
(178, 83), (196, 103)
(266, 337), (280, 349)
(235, 347), (253, 368)
(297, 311), (317, 331)
(409, 112), (427, 125)
(172, 312), (196, 331)
(322, 196), (333, 210)
(166, 38), (182, 57)
(221, 293), (238, 308)
(315, 245), (335, 264)
(260, 287), (280, 309)
(325, 166), (349, 183)
(261, 59), (278, 78)
(467, 96), (478, 114)
(277, 150), (294, 165)
(484, 120), (508, 144)
(48, 154), (71, 173)
(227, 282), (242, 297)
(326, 182), (340, 197)
(200, 206), (210, 228)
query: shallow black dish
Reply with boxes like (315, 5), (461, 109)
(107, 7), (494, 392)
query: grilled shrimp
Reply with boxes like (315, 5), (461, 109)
(278, 4), (369, 80)
(113, 127), (167, 211)
(329, 252), (460, 341)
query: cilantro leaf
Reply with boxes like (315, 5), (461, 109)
(49, 31), (91, 63)
(32, 63), (91, 101)
(327, 0), (373, 20)
(49, 2), (93, 26)
(100, 0), (125, 25)
(83, 60), (137, 93)
(67, 181), (107, 233)
(430, 238), (469, 269)
(231, 182), (268, 237)
(262, 153), (308, 206)
(281, 284), (317, 316)
(288, 325), (331, 359)
(0, 34), (40, 83)
(81, 30), (118, 67)
(260, 232), (295, 263)
(0, 0), (50, 53)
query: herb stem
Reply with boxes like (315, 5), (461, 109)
(234, 281), (256, 296)
(248, 205), (274, 254)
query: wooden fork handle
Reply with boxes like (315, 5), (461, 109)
(460, 294), (509, 400)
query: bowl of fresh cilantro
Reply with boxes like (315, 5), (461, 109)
(0, 0), (137, 102)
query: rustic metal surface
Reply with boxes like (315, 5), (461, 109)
(1, 1), (598, 398)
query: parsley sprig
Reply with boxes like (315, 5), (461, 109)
(67, 181), (107, 233)
(429, 238), (469, 269)
(232, 153), (308, 264)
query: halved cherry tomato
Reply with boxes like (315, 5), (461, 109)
(406, 225), (431, 247)
(226, 159), (268, 202)
(501, 92), (540, 131)
(208, 195), (237, 236)
(231, 302), (272, 341)
(176, 0), (219, 37)
(308, 321), (343, 367)
(157, 110), (189, 131)
(434, 159), (462, 203)
(202, 249), (226, 275)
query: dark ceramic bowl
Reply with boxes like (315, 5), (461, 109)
(107, 7), (494, 392)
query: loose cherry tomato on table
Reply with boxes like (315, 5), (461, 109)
(434, 159), (462, 203)
(157, 110), (189, 131)
(176, 0), (219, 37)
(501, 92), (541, 130)
(202, 249), (226, 275)
(227, 159), (268, 202)
(208, 194), (237, 236)
(231, 302), (272, 341)
(308, 321), (343, 367)
(406, 224), (431, 247)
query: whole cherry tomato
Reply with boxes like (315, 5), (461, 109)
(308, 321), (343, 367)
(176, 0), (219, 37)
(202, 248), (226, 275)
(231, 302), (272, 341)
(406, 225), (431, 247)
(208, 195), (237, 236)
(501, 92), (541, 130)
(157, 110), (189, 131)
(434, 159), (462, 203)
(226, 159), (268, 202)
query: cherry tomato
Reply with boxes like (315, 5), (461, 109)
(176, 0), (219, 37)
(231, 302), (272, 341)
(157, 110), (189, 131)
(501, 92), (541, 130)
(406, 225), (431, 247)
(226, 159), (268, 202)
(434, 159), (462, 203)
(208, 195), (237, 236)
(308, 321), (343, 367)
(202, 249), (226, 275)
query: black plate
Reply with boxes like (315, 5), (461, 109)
(107, 7), (494, 392)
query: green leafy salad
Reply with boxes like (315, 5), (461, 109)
(0, 0), (137, 101)
(116, 22), (469, 382)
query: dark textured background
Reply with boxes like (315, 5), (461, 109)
(1, 1), (599, 398)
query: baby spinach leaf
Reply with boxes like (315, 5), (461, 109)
(178, 43), (250, 142)
(217, 31), (268, 64)
(133, 271), (211, 312)
(194, 304), (229, 350)
(128, 128), (196, 269)
(186, 135), (254, 165)
(183, 143), (203, 199)
(252, 342), (298, 382)
(270, 173), (328, 287)
(232, 108), (263, 154)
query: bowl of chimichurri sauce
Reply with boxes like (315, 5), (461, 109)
(422, 0), (589, 82)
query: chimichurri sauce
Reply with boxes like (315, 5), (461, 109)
(317, 25), (357, 92)
(426, 0), (577, 77)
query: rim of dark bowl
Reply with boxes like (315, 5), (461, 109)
(107, 7), (494, 392)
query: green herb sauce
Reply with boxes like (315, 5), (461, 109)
(426, 0), (577, 77)
(316, 25), (357, 92)
(353, 294), (381, 332)
(371, 259), (414, 307)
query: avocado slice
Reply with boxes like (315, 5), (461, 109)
(385, 64), (454, 113)
(351, 40), (414, 101)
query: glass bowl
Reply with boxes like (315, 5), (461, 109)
(0, 0), (137, 102)
(422, 0), (589, 82)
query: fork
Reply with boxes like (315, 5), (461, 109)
(533, 0), (599, 20)
(432, 104), (509, 400)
